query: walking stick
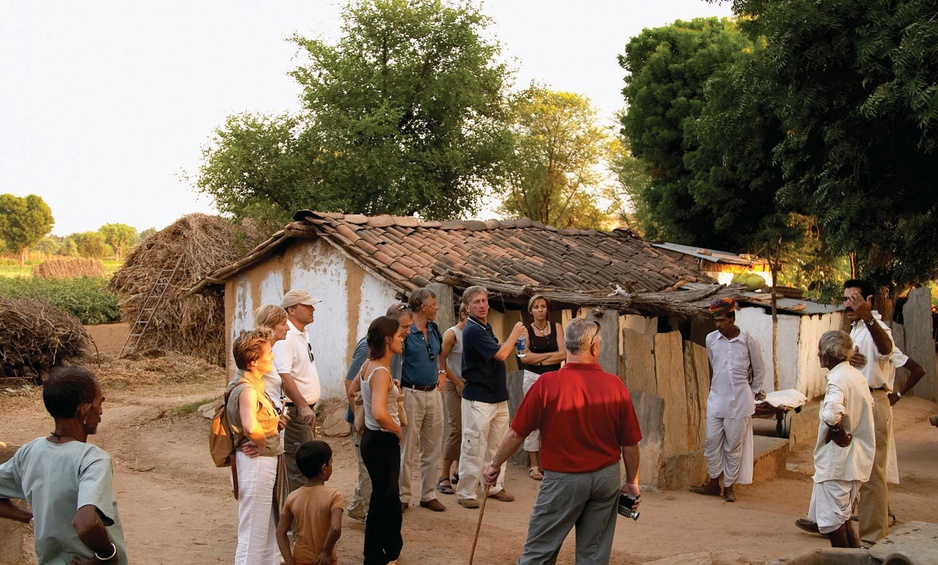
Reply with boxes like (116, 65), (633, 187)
(469, 484), (491, 565)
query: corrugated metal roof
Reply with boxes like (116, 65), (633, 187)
(652, 242), (770, 267)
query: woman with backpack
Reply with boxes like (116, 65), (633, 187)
(228, 329), (287, 565)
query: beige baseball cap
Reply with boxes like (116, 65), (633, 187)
(282, 289), (322, 308)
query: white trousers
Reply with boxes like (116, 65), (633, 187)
(704, 414), (753, 486)
(234, 451), (280, 565)
(521, 370), (541, 453)
(456, 399), (508, 500)
(399, 388), (444, 503)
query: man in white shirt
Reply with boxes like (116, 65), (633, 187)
(691, 297), (765, 503)
(274, 289), (322, 492)
(842, 279), (925, 544)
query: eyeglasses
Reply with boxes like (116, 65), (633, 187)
(308, 343), (315, 363)
(589, 321), (601, 349)
(425, 339), (435, 361)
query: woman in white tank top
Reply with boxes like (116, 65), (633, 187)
(348, 316), (405, 564)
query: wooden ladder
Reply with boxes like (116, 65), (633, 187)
(118, 255), (182, 358)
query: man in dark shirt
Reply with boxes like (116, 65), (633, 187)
(454, 285), (525, 509)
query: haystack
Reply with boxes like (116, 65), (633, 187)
(33, 257), (106, 279)
(108, 214), (261, 365)
(0, 295), (90, 382)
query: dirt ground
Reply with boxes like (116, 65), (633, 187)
(2, 324), (938, 564)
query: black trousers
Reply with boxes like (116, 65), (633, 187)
(361, 428), (403, 565)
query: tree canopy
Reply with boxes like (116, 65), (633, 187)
(69, 231), (109, 259)
(499, 86), (610, 229)
(759, 0), (938, 290)
(0, 194), (54, 267)
(198, 0), (513, 224)
(620, 1), (938, 295)
(618, 18), (754, 246)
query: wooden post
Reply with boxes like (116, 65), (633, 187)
(770, 240), (780, 392)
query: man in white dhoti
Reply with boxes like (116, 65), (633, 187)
(691, 297), (765, 503)
(807, 330), (875, 548)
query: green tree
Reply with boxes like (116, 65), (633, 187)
(70, 232), (109, 259)
(618, 18), (753, 246)
(0, 194), (55, 267)
(138, 227), (157, 242)
(607, 136), (652, 235)
(199, 0), (514, 222)
(752, 0), (938, 292)
(499, 86), (610, 229)
(197, 113), (312, 226)
(33, 235), (61, 256)
(98, 223), (137, 261)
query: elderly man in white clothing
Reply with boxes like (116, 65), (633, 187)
(808, 330), (875, 548)
(691, 297), (766, 503)
(274, 288), (323, 493)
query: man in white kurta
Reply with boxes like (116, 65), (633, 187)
(808, 330), (875, 548)
(842, 280), (926, 544)
(692, 297), (766, 503)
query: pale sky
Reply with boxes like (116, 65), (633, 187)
(0, 1), (732, 236)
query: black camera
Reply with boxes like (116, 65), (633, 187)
(617, 494), (640, 521)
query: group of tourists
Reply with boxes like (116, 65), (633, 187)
(0, 276), (932, 563)
(336, 286), (642, 564)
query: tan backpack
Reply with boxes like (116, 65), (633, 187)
(208, 382), (247, 498)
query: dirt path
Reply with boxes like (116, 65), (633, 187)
(2, 327), (938, 564)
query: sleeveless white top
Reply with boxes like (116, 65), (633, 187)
(360, 364), (401, 431)
(444, 325), (464, 381)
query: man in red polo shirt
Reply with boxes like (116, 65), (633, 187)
(483, 318), (642, 564)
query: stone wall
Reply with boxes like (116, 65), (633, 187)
(622, 324), (710, 490)
(902, 288), (937, 402)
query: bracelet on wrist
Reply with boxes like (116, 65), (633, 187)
(896, 391), (903, 399)
(95, 542), (117, 561)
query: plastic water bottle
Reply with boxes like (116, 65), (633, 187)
(516, 336), (526, 358)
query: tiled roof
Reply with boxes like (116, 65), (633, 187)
(193, 211), (723, 314)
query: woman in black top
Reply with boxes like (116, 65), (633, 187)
(519, 295), (566, 480)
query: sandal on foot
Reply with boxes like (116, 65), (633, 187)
(451, 472), (459, 485)
(528, 467), (544, 481)
(436, 477), (454, 495)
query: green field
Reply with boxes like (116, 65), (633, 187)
(0, 255), (122, 324)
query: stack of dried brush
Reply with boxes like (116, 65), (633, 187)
(0, 295), (90, 382)
(33, 257), (106, 279)
(108, 213), (262, 365)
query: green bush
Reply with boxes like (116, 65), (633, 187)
(0, 276), (119, 325)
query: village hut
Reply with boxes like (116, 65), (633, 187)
(108, 213), (260, 364)
(191, 210), (761, 489)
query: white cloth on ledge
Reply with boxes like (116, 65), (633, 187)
(760, 389), (808, 410)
